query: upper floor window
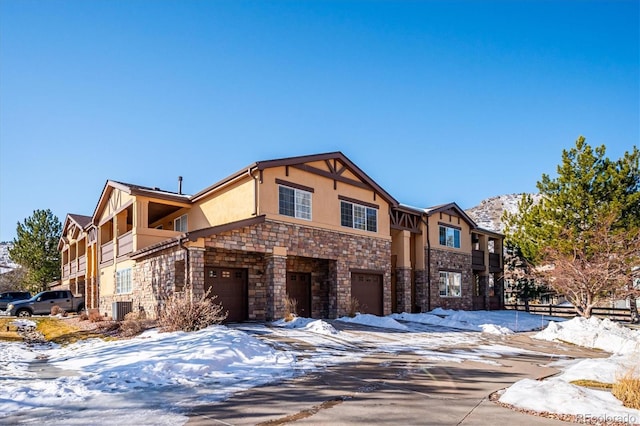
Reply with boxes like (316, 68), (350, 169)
(439, 225), (460, 248)
(341, 200), (377, 232)
(439, 271), (461, 297)
(279, 185), (312, 220)
(174, 214), (188, 232)
(116, 268), (132, 294)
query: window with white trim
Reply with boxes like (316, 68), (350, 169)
(116, 268), (132, 294)
(439, 271), (461, 297)
(439, 225), (460, 248)
(174, 214), (188, 232)
(279, 185), (312, 220)
(340, 201), (377, 232)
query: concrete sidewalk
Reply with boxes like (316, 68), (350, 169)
(187, 333), (604, 425)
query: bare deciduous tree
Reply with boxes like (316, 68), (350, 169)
(539, 216), (640, 318)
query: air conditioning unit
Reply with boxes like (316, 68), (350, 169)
(112, 301), (133, 321)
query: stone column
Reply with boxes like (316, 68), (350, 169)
(335, 261), (351, 318)
(327, 260), (339, 318)
(264, 253), (287, 321)
(414, 269), (427, 312)
(188, 247), (206, 300)
(395, 267), (413, 313)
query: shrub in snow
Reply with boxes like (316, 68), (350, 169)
(159, 291), (227, 332)
(283, 296), (298, 322)
(50, 305), (67, 317)
(124, 310), (147, 321)
(613, 368), (640, 410)
(88, 309), (103, 323)
(348, 297), (362, 317)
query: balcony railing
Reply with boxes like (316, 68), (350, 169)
(78, 254), (86, 272)
(62, 264), (70, 278)
(117, 231), (133, 257)
(472, 250), (485, 270)
(101, 241), (114, 263)
(489, 253), (501, 272)
(70, 261), (77, 274)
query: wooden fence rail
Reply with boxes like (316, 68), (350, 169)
(504, 303), (632, 322)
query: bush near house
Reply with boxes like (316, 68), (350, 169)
(158, 291), (227, 332)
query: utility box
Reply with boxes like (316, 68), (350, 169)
(112, 301), (133, 321)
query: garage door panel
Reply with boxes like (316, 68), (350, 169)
(204, 267), (247, 323)
(351, 273), (383, 316)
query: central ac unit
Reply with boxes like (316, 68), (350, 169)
(112, 301), (133, 321)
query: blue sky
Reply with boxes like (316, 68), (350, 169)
(1, 0), (638, 242)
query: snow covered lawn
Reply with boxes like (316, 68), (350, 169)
(500, 316), (640, 424)
(1, 310), (638, 425)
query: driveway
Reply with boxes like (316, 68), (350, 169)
(188, 321), (606, 425)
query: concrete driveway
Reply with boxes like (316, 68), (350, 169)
(188, 322), (606, 425)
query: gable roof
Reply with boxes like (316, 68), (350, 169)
(68, 214), (93, 229)
(192, 151), (398, 206)
(424, 202), (478, 228)
(92, 180), (191, 222)
(58, 213), (94, 250)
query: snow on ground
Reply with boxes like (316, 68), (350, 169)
(1, 310), (638, 425)
(500, 317), (640, 423)
(393, 307), (557, 333)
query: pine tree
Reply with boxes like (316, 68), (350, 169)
(503, 241), (546, 311)
(504, 137), (640, 318)
(9, 209), (62, 293)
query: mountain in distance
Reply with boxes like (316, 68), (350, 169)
(0, 242), (19, 274)
(465, 193), (540, 233)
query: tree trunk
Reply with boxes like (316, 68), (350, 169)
(583, 304), (593, 318)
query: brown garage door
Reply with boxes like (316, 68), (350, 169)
(351, 272), (383, 316)
(286, 272), (311, 317)
(204, 267), (247, 322)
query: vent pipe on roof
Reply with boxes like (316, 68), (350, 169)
(178, 176), (183, 195)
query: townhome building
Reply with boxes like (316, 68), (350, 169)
(57, 152), (504, 321)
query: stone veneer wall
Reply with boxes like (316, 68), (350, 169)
(414, 269), (427, 312)
(428, 248), (473, 311)
(98, 245), (185, 319)
(203, 219), (391, 320)
(395, 267), (412, 313)
(104, 219), (391, 321)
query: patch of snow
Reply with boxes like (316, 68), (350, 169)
(337, 313), (409, 330)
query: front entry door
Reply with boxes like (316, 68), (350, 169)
(286, 272), (312, 317)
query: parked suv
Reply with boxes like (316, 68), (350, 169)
(0, 291), (32, 311)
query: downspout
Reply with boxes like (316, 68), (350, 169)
(250, 168), (258, 216)
(424, 217), (431, 312)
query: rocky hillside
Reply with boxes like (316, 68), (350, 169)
(465, 193), (540, 233)
(0, 242), (19, 274)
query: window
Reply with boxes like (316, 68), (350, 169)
(340, 201), (377, 232)
(439, 271), (462, 297)
(439, 225), (460, 248)
(116, 268), (132, 294)
(279, 185), (312, 220)
(174, 214), (188, 232)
